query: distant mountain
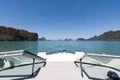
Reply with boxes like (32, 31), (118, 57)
(0, 26), (38, 41)
(89, 30), (120, 41)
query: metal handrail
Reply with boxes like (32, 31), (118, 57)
(86, 53), (120, 59)
(0, 50), (46, 62)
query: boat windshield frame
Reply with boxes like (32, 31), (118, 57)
(0, 50), (46, 79)
(0, 50), (46, 61)
(74, 53), (120, 79)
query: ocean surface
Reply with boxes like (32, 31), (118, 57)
(0, 41), (120, 55)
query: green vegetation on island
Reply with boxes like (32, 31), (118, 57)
(77, 30), (120, 41)
(89, 30), (120, 41)
(0, 26), (38, 41)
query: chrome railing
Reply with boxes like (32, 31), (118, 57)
(75, 53), (120, 80)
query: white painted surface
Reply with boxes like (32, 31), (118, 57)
(39, 52), (85, 62)
(35, 62), (89, 80)
(35, 52), (89, 80)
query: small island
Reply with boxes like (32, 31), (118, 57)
(0, 26), (38, 41)
(76, 38), (85, 41)
(38, 37), (47, 41)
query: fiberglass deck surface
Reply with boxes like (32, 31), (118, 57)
(35, 52), (88, 80)
(35, 62), (88, 80)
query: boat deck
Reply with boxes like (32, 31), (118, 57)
(35, 62), (88, 80)
(33, 52), (89, 80)
(1, 50), (120, 80)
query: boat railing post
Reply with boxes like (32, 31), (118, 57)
(80, 58), (84, 77)
(31, 58), (35, 76)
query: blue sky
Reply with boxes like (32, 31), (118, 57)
(0, 0), (120, 40)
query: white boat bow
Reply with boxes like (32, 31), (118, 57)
(0, 50), (120, 80)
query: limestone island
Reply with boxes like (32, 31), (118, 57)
(0, 26), (38, 41)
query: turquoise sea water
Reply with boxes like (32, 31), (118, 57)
(0, 41), (120, 55)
